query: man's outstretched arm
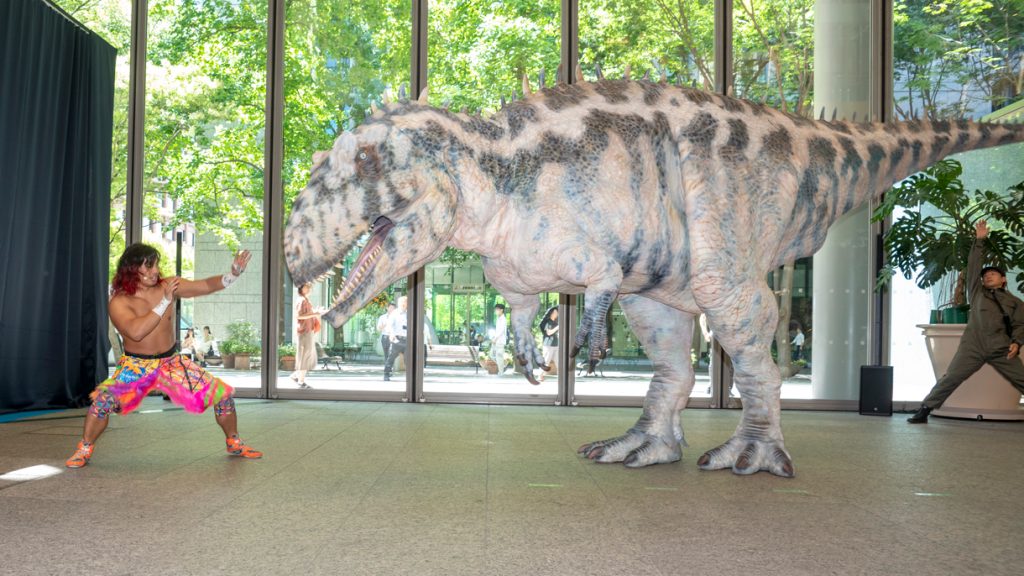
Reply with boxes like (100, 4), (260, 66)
(176, 251), (251, 299)
(967, 221), (987, 303)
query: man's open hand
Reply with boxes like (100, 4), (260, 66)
(975, 220), (989, 239)
(232, 250), (252, 275)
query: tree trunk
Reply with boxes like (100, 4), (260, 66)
(774, 262), (795, 378)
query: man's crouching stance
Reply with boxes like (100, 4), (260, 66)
(66, 243), (262, 468)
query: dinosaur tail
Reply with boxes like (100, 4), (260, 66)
(875, 119), (1024, 190)
(782, 118), (1022, 261)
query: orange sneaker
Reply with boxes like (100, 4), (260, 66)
(65, 441), (94, 468)
(226, 437), (262, 459)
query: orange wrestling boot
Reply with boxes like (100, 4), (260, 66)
(226, 436), (262, 459)
(65, 441), (94, 468)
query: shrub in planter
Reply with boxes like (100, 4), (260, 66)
(279, 343), (296, 371)
(223, 320), (259, 370)
(233, 341), (260, 371)
(219, 340), (236, 369)
(482, 358), (498, 375)
(873, 159), (1024, 317)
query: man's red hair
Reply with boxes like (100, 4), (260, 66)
(112, 243), (161, 296)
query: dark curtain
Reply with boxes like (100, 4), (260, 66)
(0, 0), (115, 413)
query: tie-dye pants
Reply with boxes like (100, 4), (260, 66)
(89, 349), (235, 418)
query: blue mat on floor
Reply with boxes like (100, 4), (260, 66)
(0, 409), (67, 423)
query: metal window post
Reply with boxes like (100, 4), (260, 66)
(125, 0), (148, 245)
(262, 0), (286, 398)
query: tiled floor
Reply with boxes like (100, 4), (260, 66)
(1, 399), (1021, 576)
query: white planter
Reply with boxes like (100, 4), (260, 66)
(918, 324), (1024, 421)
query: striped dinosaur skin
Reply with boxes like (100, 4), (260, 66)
(284, 78), (1024, 477)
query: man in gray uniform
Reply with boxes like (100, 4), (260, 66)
(909, 220), (1024, 423)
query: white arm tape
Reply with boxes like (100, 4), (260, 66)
(221, 272), (239, 288)
(152, 296), (172, 317)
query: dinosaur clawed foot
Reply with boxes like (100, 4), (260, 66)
(515, 354), (547, 385)
(572, 306), (611, 361)
(578, 431), (681, 468)
(697, 437), (794, 478)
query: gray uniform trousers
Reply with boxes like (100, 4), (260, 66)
(922, 336), (1024, 408)
(921, 241), (1024, 408)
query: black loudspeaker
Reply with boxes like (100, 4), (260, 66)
(859, 365), (893, 416)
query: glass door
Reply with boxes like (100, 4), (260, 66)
(142, 0), (270, 394)
(419, 251), (560, 404)
(274, 0), (413, 400)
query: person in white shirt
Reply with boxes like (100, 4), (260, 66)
(376, 302), (396, 366)
(197, 326), (218, 362)
(383, 296), (408, 381)
(791, 329), (805, 360)
(492, 303), (508, 375)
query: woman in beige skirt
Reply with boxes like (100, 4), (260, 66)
(290, 283), (321, 389)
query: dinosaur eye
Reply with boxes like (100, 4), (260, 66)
(355, 146), (381, 179)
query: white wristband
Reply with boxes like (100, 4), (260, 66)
(152, 296), (172, 317)
(221, 272), (239, 288)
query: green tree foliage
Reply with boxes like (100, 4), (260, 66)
(579, 0), (715, 86)
(143, 0), (269, 251)
(894, 0), (1024, 120)
(427, 0), (561, 112)
(283, 0), (411, 204)
(732, 0), (815, 115)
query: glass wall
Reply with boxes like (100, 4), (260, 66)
(890, 0), (1024, 401)
(422, 252), (561, 398)
(574, 1), (716, 402)
(422, 0), (560, 400)
(143, 0), (269, 389)
(92, 0), (1021, 407)
(277, 0), (412, 395)
(732, 0), (815, 111)
(568, 297), (661, 399)
(732, 0), (876, 403)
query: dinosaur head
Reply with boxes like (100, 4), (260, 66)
(284, 111), (458, 328)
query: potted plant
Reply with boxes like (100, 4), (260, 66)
(482, 355), (499, 375)
(224, 320), (259, 370)
(279, 343), (296, 371)
(219, 340), (236, 369)
(873, 159), (1024, 318)
(233, 341), (260, 371)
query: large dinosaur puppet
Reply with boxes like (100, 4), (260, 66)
(283, 73), (1024, 477)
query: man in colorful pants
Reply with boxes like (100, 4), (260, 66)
(66, 243), (263, 467)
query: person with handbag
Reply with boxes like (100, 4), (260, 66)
(290, 283), (323, 389)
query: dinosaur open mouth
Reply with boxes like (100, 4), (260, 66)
(331, 216), (394, 308)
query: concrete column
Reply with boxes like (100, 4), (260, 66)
(810, 0), (872, 400)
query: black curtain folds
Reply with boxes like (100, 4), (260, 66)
(0, 0), (115, 413)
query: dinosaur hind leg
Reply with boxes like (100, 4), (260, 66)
(578, 295), (695, 468)
(696, 282), (794, 478)
(502, 291), (545, 384)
